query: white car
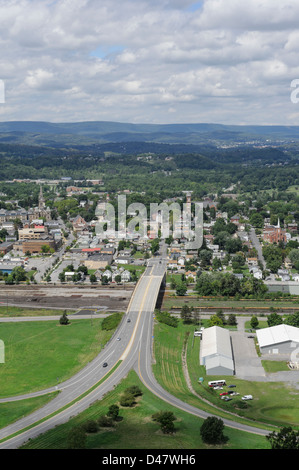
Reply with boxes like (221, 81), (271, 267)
(241, 395), (253, 400)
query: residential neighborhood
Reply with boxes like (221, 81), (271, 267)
(1, 180), (299, 298)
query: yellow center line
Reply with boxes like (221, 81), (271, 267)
(120, 277), (153, 361)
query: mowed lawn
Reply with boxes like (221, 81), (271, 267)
(0, 319), (113, 398)
(21, 370), (269, 450)
(153, 319), (299, 429)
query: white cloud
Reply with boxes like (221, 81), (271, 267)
(0, 0), (298, 125)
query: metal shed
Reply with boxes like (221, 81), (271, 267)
(257, 324), (299, 356)
(200, 326), (234, 376)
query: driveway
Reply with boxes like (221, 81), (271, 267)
(230, 317), (299, 388)
(231, 330), (266, 380)
(230, 316), (266, 380)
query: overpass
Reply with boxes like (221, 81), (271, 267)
(0, 255), (270, 449)
(0, 257), (167, 448)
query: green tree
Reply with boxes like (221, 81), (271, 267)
(151, 238), (160, 255)
(250, 315), (259, 330)
(90, 273), (97, 283)
(267, 312), (283, 327)
(266, 427), (299, 449)
(119, 391), (136, 407)
(209, 314), (223, 327)
(152, 411), (177, 434)
(176, 282), (187, 296)
(180, 304), (193, 323)
(107, 404), (120, 421)
(284, 312), (299, 328)
(200, 417), (228, 444)
(67, 426), (86, 449)
(227, 313), (237, 326)
(249, 212), (264, 228)
(59, 310), (70, 325)
(289, 249), (299, 270)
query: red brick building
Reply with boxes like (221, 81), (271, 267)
(263, 220), (287, 244)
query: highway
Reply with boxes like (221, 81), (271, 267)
(0, 255), (270, 449)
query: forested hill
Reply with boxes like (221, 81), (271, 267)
(0, 120), (299, 146)
(0, 120), (299, 196)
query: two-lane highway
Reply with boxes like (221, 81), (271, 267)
(0, 256), (270, 449)
(0, 258), (167, 448)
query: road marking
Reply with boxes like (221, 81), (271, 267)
(120, 277), (153, 361)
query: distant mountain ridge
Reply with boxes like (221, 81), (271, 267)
(0, 120), (299, 145)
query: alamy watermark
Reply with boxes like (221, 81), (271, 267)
(0, 80), (5, 104)
(0, 340), (4, 363)
(291, 79), (299, 104)
(95, 195), (203, 249)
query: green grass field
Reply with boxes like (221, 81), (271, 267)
(20, 370), (269, 450)
(0, 318), (113, 398)
(0, 393), (59, 430)
(162, 296), (299, 312)
(153, 319), (299, 430)
(2, 312), (299, 449)
(0, 306), (76, 317)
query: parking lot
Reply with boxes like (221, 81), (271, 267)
(230, 317), (299, 388)
(230, 329), (266, 380)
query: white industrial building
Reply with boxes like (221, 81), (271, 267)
(200, 326), (234, 376)
(256, 324), (299, 356)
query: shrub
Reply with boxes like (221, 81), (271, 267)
(200, 417), (228, 445)
(155, 311), (178, 328)
(66, 425), (86, 449)
(97, 415), (114, 427)
(101, 313), (123, 331)
(83, 419), (98, 433)
(125, 385), (143, 397)
(152, 411), (177, 434)
(119, 392), (136, 407)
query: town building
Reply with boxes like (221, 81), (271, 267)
(257, 324), (299, 356)
(263, 219), (287, 244)
(200, 326), (234, 376)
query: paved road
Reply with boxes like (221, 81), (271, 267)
(249, 228), (266, 270)
(0, 259), (166, 448)
(0, 257), (273, 449)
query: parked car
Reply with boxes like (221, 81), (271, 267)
(228, 384), (236, 388)
(242, 395), (253, 400)
(220, 392), (228, 396)
(224, 397), (232, 401)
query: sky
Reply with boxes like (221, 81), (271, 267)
(0, 0), (299, 125)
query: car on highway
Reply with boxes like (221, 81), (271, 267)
(116, 337), (121, 341)
(103, 362), (108, 367)
(127, 319), (131, 323)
